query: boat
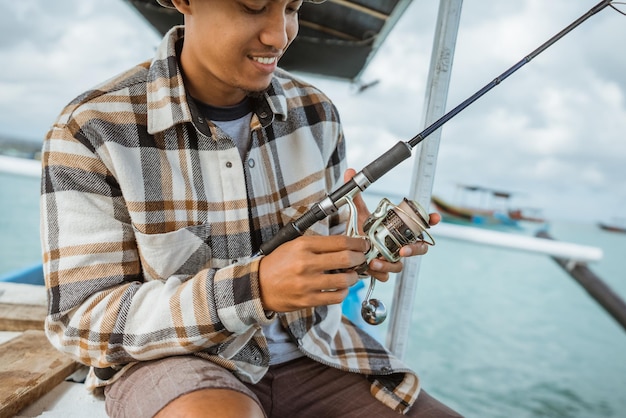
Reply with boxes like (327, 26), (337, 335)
(431, 184), (546, 229)
(597, 219), (626, 234)
(3, 1), (623, 416)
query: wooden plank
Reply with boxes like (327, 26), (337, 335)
(0, 303), (46, 331)
(0, 330), (80, 418)
(0, 332), (21, 346)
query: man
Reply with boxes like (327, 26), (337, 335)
(41, 0), (462, 416)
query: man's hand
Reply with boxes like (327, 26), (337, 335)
(343, 168), (440, 283)
(258, 235), (369, 312)
(258, 168), (441, 313)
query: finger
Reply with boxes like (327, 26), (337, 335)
(344, 168), (371, 231)
(296, 235), (369, 254)
(352, 192), (371, 230)
(428, 212), (441, 226)
(300, 271), (358, 308)
(343, 168), (357, 183)
(311, 287), (350, 307)
(318, 271), (359, 292)
(303, 242), (368, 274)
(399, 241), (431, 257)
(368, 271), (390, 283)
(368, 258), (402, 276)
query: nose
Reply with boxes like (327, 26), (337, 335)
(259, 11), (294, 51)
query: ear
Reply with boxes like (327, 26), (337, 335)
(170, 0), (191, 14)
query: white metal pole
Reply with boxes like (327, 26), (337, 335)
(387, 0), (463, 358)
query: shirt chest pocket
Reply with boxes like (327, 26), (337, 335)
(133, 223), (212, 282)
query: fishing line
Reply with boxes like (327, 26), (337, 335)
(610, 2), (626, 15)
(257, 0), (625, 256)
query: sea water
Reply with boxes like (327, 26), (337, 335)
(0, 172), (41, 274)
(1, 172), (625, 418)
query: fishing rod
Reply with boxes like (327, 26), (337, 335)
(259, 0), (622, 256)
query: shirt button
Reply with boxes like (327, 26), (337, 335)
(247, 159), (255, 168)
(259, 112), (268, 118)
(226, 161), (232, 168)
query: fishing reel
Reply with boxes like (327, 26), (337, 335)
(344, 195), (435, 325)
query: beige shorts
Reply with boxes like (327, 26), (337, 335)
(104, 355), (462, 418)
(103, 356), (263, 418)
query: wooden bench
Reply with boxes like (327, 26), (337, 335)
(0, 282), (105, 418)
(0, 330), (81, 418)
(0, 303), (46, 332)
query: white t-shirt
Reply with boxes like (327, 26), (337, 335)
(198, 97), (303, 365)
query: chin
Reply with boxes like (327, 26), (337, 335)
(244, 83), (272, 99)
(247, 74), (274, 91)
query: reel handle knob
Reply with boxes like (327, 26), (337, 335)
(361, 298), (388, 325)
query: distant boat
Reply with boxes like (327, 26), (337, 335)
(431, 184), (546, 229)
(597, 220), (626, 234)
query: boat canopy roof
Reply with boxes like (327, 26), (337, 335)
(125, 0), (412, 81)
(457, 184), (514, 199)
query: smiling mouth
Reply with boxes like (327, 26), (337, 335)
(252, 56), (278, 65)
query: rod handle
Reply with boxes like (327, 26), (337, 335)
(361, 141), (412, 183)
(259, 204), (326, 255)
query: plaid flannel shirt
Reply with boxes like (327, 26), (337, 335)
(41, 26), (420, 413)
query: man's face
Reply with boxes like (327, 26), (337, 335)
(180, 0), (303, 106)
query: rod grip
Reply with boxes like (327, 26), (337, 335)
(259, 205), (325, 255)
(361, 141), (412, 182)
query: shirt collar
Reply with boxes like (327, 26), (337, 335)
(146, 26), (288, 135)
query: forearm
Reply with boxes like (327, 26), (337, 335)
(44, 258), (270, 368)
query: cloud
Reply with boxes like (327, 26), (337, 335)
(1, 0), (624, 222)
(0, 0), (159, 141)
(319, 1), (626, 222)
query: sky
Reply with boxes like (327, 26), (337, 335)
(1, 0), (625, 223)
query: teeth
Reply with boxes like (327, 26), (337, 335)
(254, 57), (276, 65)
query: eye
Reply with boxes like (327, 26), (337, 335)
(240, 1), (267, 14)
(243, 5), (266, 14)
